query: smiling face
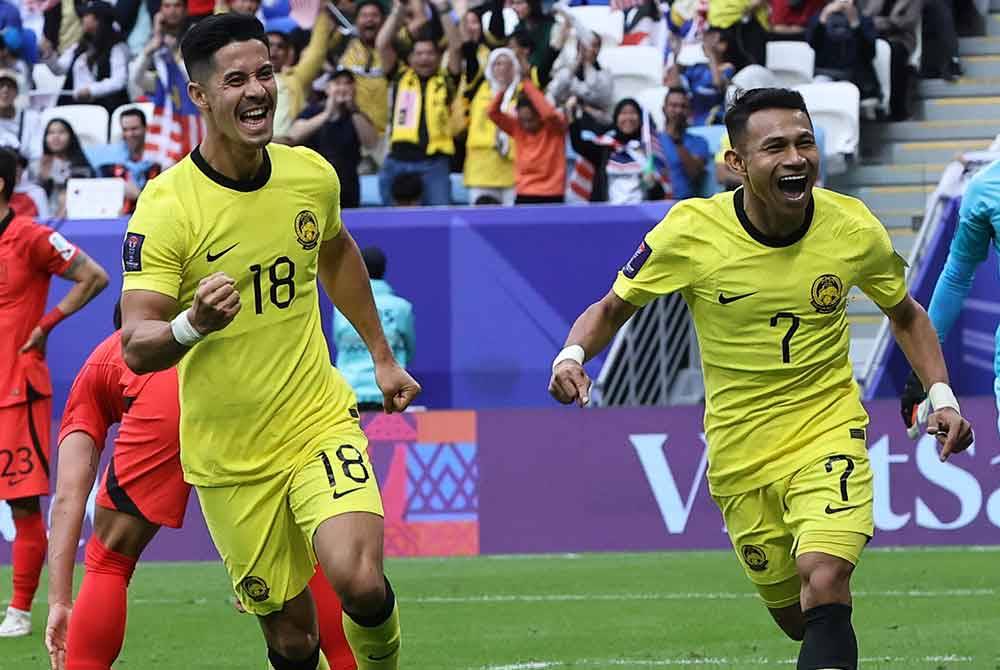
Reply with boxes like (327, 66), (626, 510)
(490, 54), (513, 87)
(731, 107), (819, 214)
(356, 4), (384, 44)
(45, 121), (71, 155)
(190, 39), (276, 149)
(463, 11), (482, 42)
(408, 40), (440, 78)
(0, 78), (16, 109)
(121, 113), (146, 155)
(615, 104), (640, 135)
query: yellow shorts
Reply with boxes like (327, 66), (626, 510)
(197, 428), (384, 616)
(712, 445), (873, 609)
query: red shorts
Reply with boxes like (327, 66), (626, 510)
(0, 391), (51, 500)
(95, 441), (191, 529)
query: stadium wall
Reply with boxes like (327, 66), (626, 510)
(2, 399), (998, 563)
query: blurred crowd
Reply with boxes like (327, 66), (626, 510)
(0, 0), (981, 213)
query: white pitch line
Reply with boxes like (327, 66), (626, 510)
(481, 655), (977, 669)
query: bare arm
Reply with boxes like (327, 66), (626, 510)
(376, 1), (404, 76)
(20, 252), (109, 355)
(549, 290), (638, 406)
(47, 432), (100, 607)
(436, 0), (463, 76)
(318, 228), (421, 411)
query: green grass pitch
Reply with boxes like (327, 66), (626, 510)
(2, 548), (998, 669)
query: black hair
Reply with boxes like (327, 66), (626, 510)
(391, 172), (423, 205)
(78, 1), (125, 69)
(0, 146), (16, 201)
(120, 107), (147, 127)
(724, 87), (811, 149)
(355, 0), (386, 15)
(612, 98), (643, 139)
(509, 26), (532, 50)
(361, 246), (387, 279)
(43, 118), (89, 164)
(515, 94), (536, 113)
(474, 194), (501, 205)
(181, 13), (269, 83)
(665, 86), (688, 101)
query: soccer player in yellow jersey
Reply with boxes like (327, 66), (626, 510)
(117, 13), (420, 670)
(550, 88), (974, 670)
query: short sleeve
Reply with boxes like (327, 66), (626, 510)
(856, 223), (908, 309)
(321, 159), (344, 241)
(612, 206), (700, 307)
(57, 362), (124, 450)
(121, 182), (187, 299)
(29, 225), (79, 276)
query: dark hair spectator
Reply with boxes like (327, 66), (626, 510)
(659, 88), (710, 199)
(0, 68), (19, 149)
(97, 107), (163, 213)
(807, 0), (881, 102)
(30, 118), (95, 218)
(666, 27), (739, 125)
(547, 10), (613, 126)
(391, 171), (424, 206)
(324, 0), (391, 135)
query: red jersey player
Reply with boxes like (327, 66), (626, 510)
(0, 147), (108, 638)
(44, 308), (357, 670)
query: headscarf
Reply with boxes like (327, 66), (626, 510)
(485, 47), (520, 158)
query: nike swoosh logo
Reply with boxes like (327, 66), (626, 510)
(368, 644), (399, 661)
(7, 477), (26, 487)
(333, 487), (364, 500)
(825, 504), (853, 514)
(718, 291), (758, 305)
(206, 243), (239, 262)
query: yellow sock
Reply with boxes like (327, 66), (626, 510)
(342, 600), (401, 670)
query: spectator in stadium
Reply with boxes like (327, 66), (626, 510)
(391, 171), (424, 205)
(510, 0), (555, 69)
(665, 27), (736, 125)
(461, 46), (517, 206)
(325, 0), (391, 135)
(547, 21), (613, 126)
(807, 0), (880, 102)
(488, 75), (567, 204)
(707, 0), (768, 64)
(0, 26), (35, 87)
(334, 246), (415, 413)
(0, 68), (21, 149)
(96, 108), (163, 213)
(862, 0), (919, 120)
(268, 9), (332, 141)
(658, 87), (709, 199)
(43, 0), (130, 114)
(41, 0), (83, 55)
(129, 0), (189, 98)
(509, 25), (559, 88)
(30, 118), (95, 219)
(11, 152), (50, 219)
(377, 0), (462, 206)
(920, 0), (962, 80)
(226, 0), (262, 16)
(287, 68), (378, 209)
(769, 0), (827, 36)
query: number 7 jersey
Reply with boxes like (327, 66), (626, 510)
(122, 144), (357, 486)
(613, 187), (908, 497)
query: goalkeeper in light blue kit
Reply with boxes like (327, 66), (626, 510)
(901, 159), (1000, 435)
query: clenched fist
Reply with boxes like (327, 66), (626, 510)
(549, 361), (592, 407)
(190, 272), (241, 334)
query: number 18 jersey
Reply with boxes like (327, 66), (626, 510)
(122, 145), (357, 486)
(613, 187), (907, 496)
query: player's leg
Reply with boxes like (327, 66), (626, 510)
(1, 496), (46, 637)
(291, 437), (398, 669)
(309, 568), (357, 670)
(65, 505), (160, 670)
(712, 482), (804, 641)
(785, 447), (874, 670)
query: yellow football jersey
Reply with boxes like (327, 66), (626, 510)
(613, 187), (908, 496)
(122, 144), (358, 486)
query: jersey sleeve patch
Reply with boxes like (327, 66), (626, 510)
(123, 233), (146, 272)
(48, 231), (76, 261)
(621, 240), (653, 279)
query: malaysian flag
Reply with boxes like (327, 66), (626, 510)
(144, 53), (205, 167)
(642, 109), (672, 198)
(567, 129), (621, 203)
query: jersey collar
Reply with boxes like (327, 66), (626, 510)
(0, 208), (13, 239)
(191, 146), (272, 192)
(733, 187), (814, 249)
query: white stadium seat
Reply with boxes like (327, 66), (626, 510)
(110, 102), (156, 144)
(636, 85), (668, 130)
(766, 41), (816, 87)
(35, 105), (110, 156)
(873, 38), (892, 115)
(568, 5), (624, 46)
(29, 63), (66, 110)
(795, 81), (860, 175)
(65, 177), (124, 218)
(598, 45), (664, 104)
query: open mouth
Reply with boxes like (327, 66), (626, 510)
(777, 174), (808, 200)
(238, 106), (269, 131)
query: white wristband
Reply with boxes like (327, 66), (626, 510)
(927, 382), (960, 414)
(170, 310), (204, 347)
(552, 344), (585, 370)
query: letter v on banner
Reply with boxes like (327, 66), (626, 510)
(630, 434), (710, 534)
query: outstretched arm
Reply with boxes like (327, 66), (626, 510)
(549, 290), (638, 407)
(377, 0), (405, 77)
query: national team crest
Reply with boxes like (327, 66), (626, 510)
(741, 544), (768, 572)
(294, 210), (319, 251)
(810, 274), (844, 314)
(239, 575), (270, 602)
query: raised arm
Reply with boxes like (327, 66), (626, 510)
(377, 0), (405, 76)
(520, 78), (566, 129)
(434, 0), (463, 76)
(317, 227), (421, 411)
(549, 290), (638, 407)
(486, 88), (519, 135)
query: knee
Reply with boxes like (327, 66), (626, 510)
(801, 560), (853, 605)
(339, 569), (387, 615)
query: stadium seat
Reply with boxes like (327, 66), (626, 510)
(29, 63), (66, 110)
(873, 39), (892, 115)
(35, 105), (110, 156)
(65, 177), (124, 218)
(636, 85), (668, 130)
(568, 5), (624, 46)
(598, 45), (664, 104)
(109, 102), (156, 144)
(360, 174), (382, 207)
(765, 41), (816, 87)
(794, 82), (860, 175)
